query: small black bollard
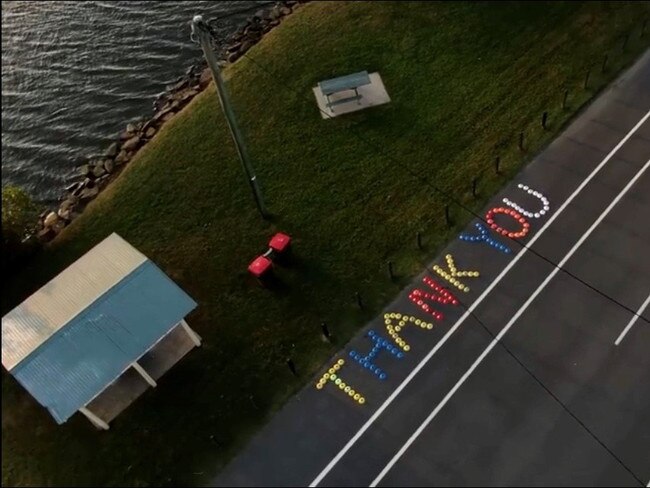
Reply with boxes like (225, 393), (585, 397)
(584, 67), (591, 90)
(495, 155), (501, 175)
(562, 89), (569, 110)
(542, 111), (548, 130)
(642, 19), (647, 38)
(416, 231), (423, 250)
(472, 177), (479, 199)
(518, 131), (524, 151)
(286, 358), (297, 377)
(249, 395), (259, 410)
(601, 54), (608, 73)
(622, 33), (629, 51)
(387, 261), (395, 281)
(355, 291), (363, 309)
(444, 204), (453, 227)
(320, 322), (331, 341)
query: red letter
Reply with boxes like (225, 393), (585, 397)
(408, 276), (459, 320)
(485, 207), (530, 239)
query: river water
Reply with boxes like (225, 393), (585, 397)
(1, 1), (268, 203)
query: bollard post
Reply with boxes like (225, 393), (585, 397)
(320, 322), (331, 341)
(355, 292), (363, 309)
(518, 131), (524, 151)
(642, 19), (647, 38)
(387, 261), (395, 281)
(542, 111), (548, 130)
(416, 231), (423, 250)
(622, 33), (629, 51)
(472, 178), (479, 199)
(562, 89), (569, 110)
(249, 395), (259, 410)
(601, 54), (608, 73)
(495, 155), (501, 175)
(286, 358), (297, 377)
(584, 67), (591, 90)
(445, 204), (452, 227)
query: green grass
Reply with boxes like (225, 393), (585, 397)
(2, 1), (649, 486)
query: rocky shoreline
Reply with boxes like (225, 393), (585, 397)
(37, 0), (308, 242)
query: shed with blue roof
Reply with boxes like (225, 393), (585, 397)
(1, 233), (201, 430)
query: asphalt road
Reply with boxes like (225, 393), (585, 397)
(213, 49), (650, 487)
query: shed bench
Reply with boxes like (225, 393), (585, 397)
(318, 71), (372, 112)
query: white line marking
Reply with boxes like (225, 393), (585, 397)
(371, 159), (650, 487)
(615, 292), (650, 345)
(309, 111), (650, 487)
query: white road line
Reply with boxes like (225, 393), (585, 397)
(615, 292), (650, 345)
(370, 159), (650, 487)
(309, 110), (650, 487)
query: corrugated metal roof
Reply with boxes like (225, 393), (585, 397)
(11, 260), (197, 424)
(2, 233), (147, 370)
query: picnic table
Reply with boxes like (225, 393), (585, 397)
(318, 71), (372, 112)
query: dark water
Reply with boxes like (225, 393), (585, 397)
(1, 1), (267, 203)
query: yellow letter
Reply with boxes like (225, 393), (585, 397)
(314, 359), (366, 405)
(432, 254), (480, 292)
(384, 312), (435, 352)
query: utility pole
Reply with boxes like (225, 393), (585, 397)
(191, 15), (269, 219)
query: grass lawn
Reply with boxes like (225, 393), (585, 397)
(2, 1), (649, 486)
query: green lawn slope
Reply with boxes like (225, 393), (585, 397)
(2, 1), (649, 486)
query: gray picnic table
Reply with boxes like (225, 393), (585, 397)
(318, 71), (371, 111)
